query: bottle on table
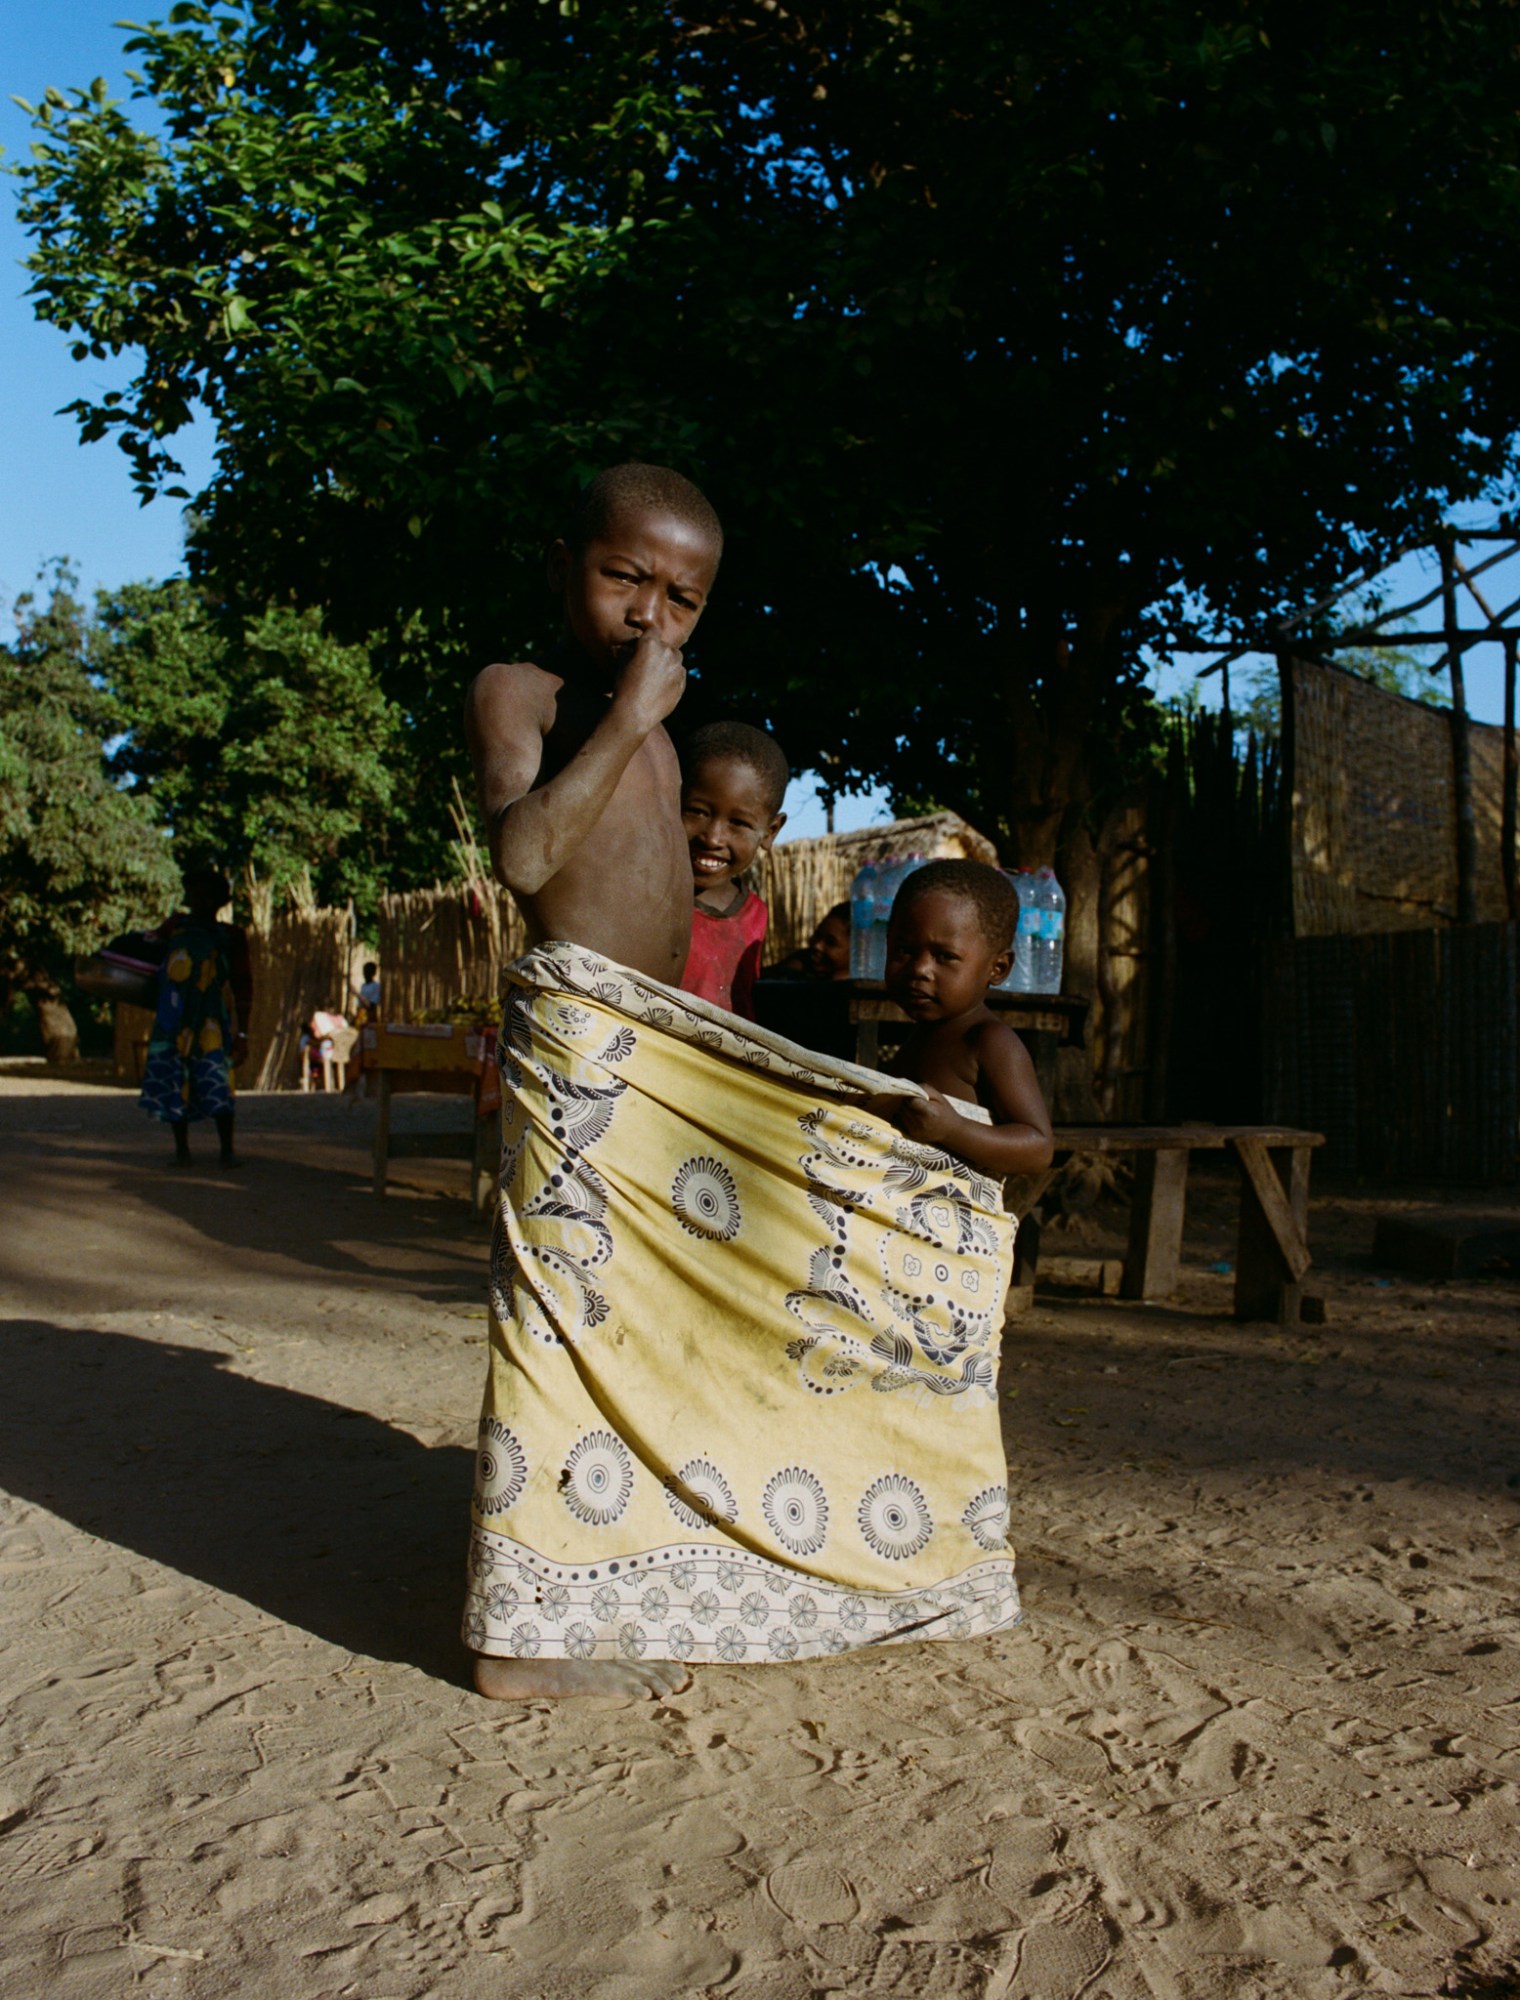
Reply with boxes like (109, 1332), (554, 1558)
(1029, 866), (1066, 994)
(849, 860), (879, 980)
(996, 868), (1036, 992)
(875, 851), (931, 979)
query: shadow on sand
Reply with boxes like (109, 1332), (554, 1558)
(0, 1317), (474, 1684)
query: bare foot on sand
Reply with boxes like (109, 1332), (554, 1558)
(473, 1654), (692, 1702)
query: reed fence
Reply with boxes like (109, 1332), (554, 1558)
(1290, 656), (1515, 935)
(1262, 921), (1518, 1181)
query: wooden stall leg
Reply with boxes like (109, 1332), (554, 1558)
(471, 1109), (498, 1219)
(1233, 1139), (1312, 1323)
(1121, 1148), (1188, 1299)
(371, 1072), (393, 1197)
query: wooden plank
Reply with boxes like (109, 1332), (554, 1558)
(472, 1111), (498, 1219)
(371, 1071), (392, 1197)
(1232, 1136), (1312, 1279)
(1054, 1124), (1228, 1152)
(1051, 1123), (1323, 1153)
(1121, 1148), (1188, 1298)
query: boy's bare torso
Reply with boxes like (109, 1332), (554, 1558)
(514, 660), (690, 979)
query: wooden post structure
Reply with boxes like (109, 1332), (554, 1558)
(1505, 631), (1519, 923)
(1233, 1136), (1313, 1325)
(1440, 539), (1479, 924)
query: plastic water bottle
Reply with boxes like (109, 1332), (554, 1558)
(876, 852), (932, 979)
(1029, 866), (1066, 994)
(996, 869), (1035, 992)
(867, 853), (901, 979)
(849, 860), (879, 980)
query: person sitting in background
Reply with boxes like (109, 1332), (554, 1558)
(357, 961), (381, 1010)
(677, 720), (788, 1019)
(761, 901), (852, 982)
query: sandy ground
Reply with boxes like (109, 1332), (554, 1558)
(1, 1063), (1517, 2000)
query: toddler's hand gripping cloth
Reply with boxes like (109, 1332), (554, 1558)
(463, 943), (1021, 1664)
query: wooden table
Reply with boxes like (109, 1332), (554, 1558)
(370, 1023), (498, 1217)
(1010, 1123), (1326, 1326)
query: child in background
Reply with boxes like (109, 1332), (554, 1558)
(678, 720), (788, 1018)
(761, 901), (852, 983)
(875, 859), (1053, 1179)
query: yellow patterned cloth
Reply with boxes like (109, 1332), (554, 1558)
(463, 942), (1021, 1665)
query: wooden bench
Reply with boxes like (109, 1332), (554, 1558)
(1008, 1123), (1326, 1325)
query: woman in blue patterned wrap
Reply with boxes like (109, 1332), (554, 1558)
(138, 865), (254, 1168)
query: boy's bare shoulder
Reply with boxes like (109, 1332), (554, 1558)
(465, 658), (564, 720)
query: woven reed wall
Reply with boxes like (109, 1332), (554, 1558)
(1262, 921), (1519, 1181)
(1290, 657), (1514, 936)
(376, 886), (528, 1022)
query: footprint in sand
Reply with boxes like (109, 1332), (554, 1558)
(595, 1922), (736, 1991)
(764, 1856), (860, 1927)
(994, 1908), (1112, 1999)
(1022, 1725), (1114, 1789)
(984, 1821), (1061, 1903)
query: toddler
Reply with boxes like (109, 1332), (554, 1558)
(877, 859), (1053, 1178)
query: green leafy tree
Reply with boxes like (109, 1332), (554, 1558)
(0, 571), (179, 1061)
(15, 2), (1520, 858)
(96, 581), (435, 910)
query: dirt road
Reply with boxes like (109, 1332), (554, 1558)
(2, 1066), (1516, 1998)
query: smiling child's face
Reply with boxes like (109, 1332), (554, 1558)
(682, 756), (785, 908)
(885, 889), (1011, 1021)
(549, 505), (720, 682)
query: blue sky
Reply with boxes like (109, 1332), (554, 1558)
(1, 4), (1511, 848)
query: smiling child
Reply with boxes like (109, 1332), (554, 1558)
(876, 859), (1054, 1179)
(678, 720), (788, 1018)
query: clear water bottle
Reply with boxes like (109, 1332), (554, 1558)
(867, 853), (900, 980)
(1029, 866), (1066, 994)
(876, 852), (931, 979)
(849, 860), (879, 980)
(996, 869), (1035, 991)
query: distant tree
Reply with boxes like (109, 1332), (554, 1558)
(96, 580), (433, 910)
(16, 2), (1520, 859)
(0, 571), (178, 1062)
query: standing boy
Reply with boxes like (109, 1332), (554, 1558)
(463, 462), (723, 1700)
(463, 468), (1022, 1706)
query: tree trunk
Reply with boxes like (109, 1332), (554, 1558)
(25, 973), (80, 1064)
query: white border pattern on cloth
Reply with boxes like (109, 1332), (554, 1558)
(465, 1524), (1020, 1663)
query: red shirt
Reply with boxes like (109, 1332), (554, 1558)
(680, 892), (769, 1019)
